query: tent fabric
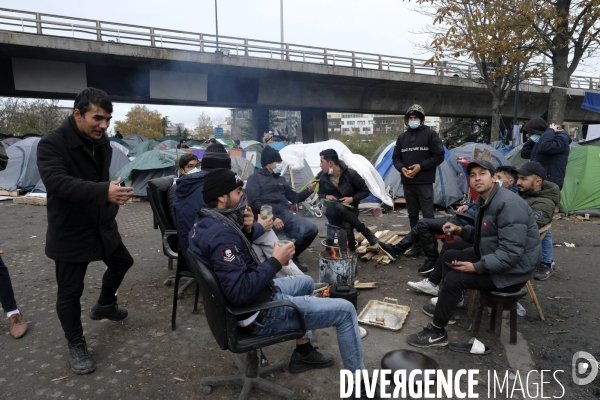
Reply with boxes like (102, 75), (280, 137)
(109, 137), (132, 150)
(186, 140), (205, 148)
(559, 146), (600, 213)
(450, 143), (510, 168)
(242, 142), (266, 167)
(158, 135), (183, 142)
(112, 151), (177, 196)
(582, 91), (600, 113)
(280, 140), (352, 175)
(268, 142), (287, 151)
(231, 156), (255, 180)
(2, 137), (22, 147)
(0, 137), (41, 192)
(158, 140), (179, 150)
(280, 154), (315, 191)
(122, 134), (148, 149)
(505, 144), (528, 168)
(109, 142), (131, 177)
(32, 178), (46, 193)
(371, 140), (396, 166)
(128, 140), (159, 157)
(340, 153), (393, 207)
(110, 141), (130, 156)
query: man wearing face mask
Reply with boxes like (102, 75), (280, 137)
(246, 146), (319, 272)
(392, 104), (445, 257)
(167, 153), (199, 223)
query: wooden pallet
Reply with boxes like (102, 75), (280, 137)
(12, 196), (47, 206)
(0, 189), (20, 197)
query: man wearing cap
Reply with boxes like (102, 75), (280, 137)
(246, 146), (318, 272)
(392, 104), (445, 257)
(516, 161), (561, 280)
(188, 169), (366, 376)
(406, 160), (540, 348)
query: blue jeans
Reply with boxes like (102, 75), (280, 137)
(0, 256), (18, 314)
(275, 209), (318, 257)
(252, 275), (365, 371)
(541, 229), (553, 264)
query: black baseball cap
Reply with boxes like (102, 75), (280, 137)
(516, 161), (547, 180)
(466, 160), (495, 175)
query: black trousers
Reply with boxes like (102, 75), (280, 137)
(429, 237), (474, 286)
(397, 216), (463, 260)
(55, 241), (134, 342)
(403, 184), (435, 248)
(324, 203), (364, 251)
(432, 247), (525, 328)
(0, 255), (18, 314)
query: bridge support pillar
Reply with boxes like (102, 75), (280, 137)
(252, 107), (270, 142)
(300, 108), (328, 143)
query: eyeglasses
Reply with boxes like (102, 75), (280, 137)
(185, 163), (198, 170)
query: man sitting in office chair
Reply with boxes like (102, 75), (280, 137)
(188, 169), (368, 378)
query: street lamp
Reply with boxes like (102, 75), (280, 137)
(215, 0), (221, 54)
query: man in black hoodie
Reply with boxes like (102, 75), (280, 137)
(392, 104), (445, 257)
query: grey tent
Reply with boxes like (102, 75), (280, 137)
(505, 144), (528, 168)
(113, 150), (177, 196)
(110, 141), (130, 157)
(0, 137), (41, 192)
(158, 140), (179, 150)
(32, 179), (46, 193)
(122, 134), (149, 149)
(109, 142), (131, 177)
(2, 137), (22, 147)
(231, 156), (255, 180)
(281, 158), (314, 191)
(450, 143), (510, 168)
(241, 141), (266, 167)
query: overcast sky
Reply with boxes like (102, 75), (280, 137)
(2, 1), (598, 131)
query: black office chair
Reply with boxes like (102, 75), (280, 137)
(147, 176), (199, 330)
(187, 249), (306, 400)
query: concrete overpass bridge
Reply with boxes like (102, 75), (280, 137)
(1, 8), (599, 142)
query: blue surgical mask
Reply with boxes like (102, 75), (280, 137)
(273, 163), (283, 175)
(408, 121), (420, 129)
(530, 134), (540, 143)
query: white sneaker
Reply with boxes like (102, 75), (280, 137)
(359, 326), (368, 339)
(430, 295), (465, 307)
(407, 279), (439, 296)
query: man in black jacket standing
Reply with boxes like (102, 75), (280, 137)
(37, 88), (134, 375)
(392, 104), (445, 257)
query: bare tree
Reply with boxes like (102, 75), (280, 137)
(193, 112), (214, 140)
(0, 98), (69, 135)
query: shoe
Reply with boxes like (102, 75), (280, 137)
(8, 313), (28, 339)
(407, 278), (439, 296)
(68, 337), (96, 375)
(407, 323), (448, 348)
(88, 300), (128, 321)
(422, 304), (455, 325)
(392, 241), (411, 256)
(534, 262), (553, 281)
(292, 257), (308, 272)
(417, 259), (437, 274)
(431, 296), (465, 308)
(404, 246), (423, 257)
(378, 242), (398, 260)
(288, 347), (334, 373)
(359, 326), (368, 339)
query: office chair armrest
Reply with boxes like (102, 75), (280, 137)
(162, 230), (178, 259)
(227, 299), (306, 332)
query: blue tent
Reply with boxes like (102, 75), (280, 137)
(582, 91), (600, 113)
(269, 142), (287, 151)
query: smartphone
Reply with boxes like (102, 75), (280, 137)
(445, 261), (457, 268)
(119, 181), (126, 187)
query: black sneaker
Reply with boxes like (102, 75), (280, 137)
(404, 246), (423, 257)
(292, 257), (308, 272)
(407, 324), (448, 348)
(534, 263), (553, 281)
(88, 300), (128, 321)
(417, 259), (437, 274)
(378, 242), (398, 260)
(422, 304), (455, 325)
(288, 347), (334, 373)
(68, 337), (96, 375)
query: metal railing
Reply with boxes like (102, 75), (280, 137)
(0, 7), (598, 90)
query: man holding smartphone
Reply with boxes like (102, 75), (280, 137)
(406, 160), (541, 348)
(38, 88), (135, 374)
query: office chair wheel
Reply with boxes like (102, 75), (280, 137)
(201, 385), (213, 395)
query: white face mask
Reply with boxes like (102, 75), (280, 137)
(496, 180), (503, 187)
(273, 163), (283, 175)
(328, 166), (334, 175)
(188, 168), (201, 175)
(408, 120), (421, 129)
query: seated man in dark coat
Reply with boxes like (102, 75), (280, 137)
(246, 146), (318, 271)
(406, 160), (540, 348)
(317, 148), (396, 259)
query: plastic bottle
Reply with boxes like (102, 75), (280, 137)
(516, 302), (526, 317)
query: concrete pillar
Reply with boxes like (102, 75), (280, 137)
(252, 107), (269, 142)
(301, 108), (328, 143)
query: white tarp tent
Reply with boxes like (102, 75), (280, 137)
(340, 153), (393, 207)
(280, 140), (352, 175)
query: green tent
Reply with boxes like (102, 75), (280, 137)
(112, 150), (177, 196)
(560, 146), (600, 214)
(159, 135), (183, 142)
(128, 140), (160, 157)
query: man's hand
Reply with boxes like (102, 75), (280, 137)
(273, 218), (285, 230)
(258, 214), (273, 232)
(442, 222), (461, 236)
(450, 261), (476, 273)
(308, 178), (319, 192)
(108, 178), (133, 205)
(272, 241), (295, 266)
(242, 206), (254, 233)
(407, 164), (421, 177)
(340, 197), (353, 205)
(457, 205), (469, 213)
(325, 195), (338, 200)
(401, 167), (413, 179)
(550, 123), (562, 132)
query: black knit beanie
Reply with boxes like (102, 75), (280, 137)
(203, 168), (243, 204)
(201, 152), (231, 170)
(205, 142), (228, 153)
(523, 117), (548, 135)
(261, 145), (283, 166)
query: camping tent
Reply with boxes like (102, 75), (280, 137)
(371, 140), (395, 166)
(280, 153), (315, 191)
(559, 146), (600, 215)
(110, 141), (130, 157)
(158, 140), (179, 150)
(241, 141), (266, 167)
(2, 137), (22, 147)
(159, 135), (183, 143)
(341, 153), (393, 207)
(269, 142), (287, 151)
(231, 156), (256, 180)
(450, 143), (510, 167)
(109, 142), (131, 177)
(109, 137), (132, 150)
(374, 142), (468, 207)
(0, 137), (41, 192)
(112, 151), (177, 196)
(505, 144), (528, 168)
(280, 140), (352, 175)
(128, 140), (159, 157)
(187, 140), (205, 148)
(122, 134), (148, 149)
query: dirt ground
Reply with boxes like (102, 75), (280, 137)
(1, 200), (599, 399)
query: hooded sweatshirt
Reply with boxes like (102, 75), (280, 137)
(173, 171), (207, 256)
(391, 125), (445, 185)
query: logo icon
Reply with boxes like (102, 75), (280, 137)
(572, 351), (598, 385)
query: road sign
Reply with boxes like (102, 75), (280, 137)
(214, 127), (224, 138)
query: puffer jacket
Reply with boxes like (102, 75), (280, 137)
(316, 160), (369, 209)
(519, 181), (561, 229)
(392, 125), (444, 185)
(246, 168), (312, 217)
(521, 128), (571, 189)
(173, 171), (207, 256)
(459, 184), (540, 289)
